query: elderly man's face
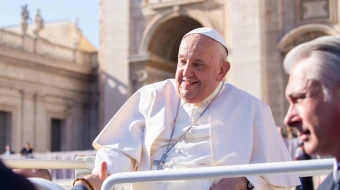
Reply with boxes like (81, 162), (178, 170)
(176, 34), (229, 104)
(284, 57), (340, 156)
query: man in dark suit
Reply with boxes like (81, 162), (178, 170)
(0, 159), (36, 190)
(283, 36), (340, 190)
(0, 158), (108, 190)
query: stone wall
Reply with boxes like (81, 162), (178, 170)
(99, 0), (340, 127)
(98, 0), (130, 128)
(0, 31), (98, 152)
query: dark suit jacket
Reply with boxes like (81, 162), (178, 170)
(0, 159), (36, 190)
(318, 172), (340, 190)
(0, 159), (91, 190)
(72, 184), (90, 190)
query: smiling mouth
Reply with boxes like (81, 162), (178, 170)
(183, 80), (198, 85)
(299, 129), (311, 141)
(302, 129), (311, 135)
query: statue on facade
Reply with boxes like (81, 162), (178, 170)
(21, 4), (29, 36)
(33, 9), (44, 38)
(73, 17), (82, 49)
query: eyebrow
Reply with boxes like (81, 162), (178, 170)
(177, 56), (204, 63)
(286, 87), (310, 101)
(288, 92), (306, 98)
(193, 59), (204, 63)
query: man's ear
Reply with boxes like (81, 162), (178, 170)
(217, 61), (230, 81)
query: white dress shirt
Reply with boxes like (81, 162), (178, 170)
(333, 159), (340, 181)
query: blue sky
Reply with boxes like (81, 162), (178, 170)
(0, 0), (99, 48)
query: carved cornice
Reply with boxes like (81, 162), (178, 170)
(277, 24), (339, 52)
(0, 46), (96, 81)
(129, 53), (176, 73)
(148, 53), (177, 73)
(0, 77), (92, 103)
(296, 0), (337, 25)
(142, 0), (205, 9)
(129, 53), (176, 85)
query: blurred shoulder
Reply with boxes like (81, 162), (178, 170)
(224, 83), (269, 109)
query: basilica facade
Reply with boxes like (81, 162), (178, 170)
(98, 0), (340, 129)
(0, 13), (98, 153)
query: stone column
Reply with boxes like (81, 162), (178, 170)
(258, 0), (287, 124)
(64, 107), (73, 151)
(225, 0), (288, 124)
(63, 99), (88, 150)
(19, 90), (36, 149)
(34, 94), (48, 152)
(98, 0), (130, 128)
(72, 106), (85, 150)
(129, 57), (148, 94)
(86, 81), (99, 149)
(225, 0), (264, 100)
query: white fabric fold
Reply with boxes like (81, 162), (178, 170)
(92, 79), (300, 190)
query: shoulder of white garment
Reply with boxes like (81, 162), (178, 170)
(93, 79), (178, 150)
(222, 82), (271, 109)
(141, 80), (270, 110)
(223, 84), (300, 188)
(137, 80), (272, 120)
(137, 79), (176, 94)
(230, 83), (275, 124)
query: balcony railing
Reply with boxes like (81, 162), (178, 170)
(0, 29), (97, 66)
(2, 156), (334, 190)
(1, 150), (96, 180)
(102, 159), (333, 190)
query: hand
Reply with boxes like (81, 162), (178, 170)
(73, 161), (109, 190)
(211, 177), (248, 190)
(13, 168), (52, 181)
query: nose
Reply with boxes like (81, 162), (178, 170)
(182, 62), (194, 78)
(284, 104), (301, 128)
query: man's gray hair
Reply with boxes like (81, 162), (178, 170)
(283, 35), (340, 98)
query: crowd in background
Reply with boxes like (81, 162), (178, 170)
(3, 143), (33, 158)
(1, 144), (96, 180)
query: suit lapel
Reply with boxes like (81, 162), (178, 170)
(318, 173), (334, 190)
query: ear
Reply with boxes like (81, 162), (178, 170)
(217, 61), (230, 81)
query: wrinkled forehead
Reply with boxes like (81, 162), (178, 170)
(286, 62), (324, 97)
(285, 63), (309, 93)
(288, 56), (321, 82)
(290, 61), (308, 77)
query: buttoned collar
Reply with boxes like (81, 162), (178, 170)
(333, 159), (340, 181)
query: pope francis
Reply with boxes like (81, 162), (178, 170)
(90, 28), (300, 190)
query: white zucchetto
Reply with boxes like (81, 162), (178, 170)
(183, 27), (228, 53)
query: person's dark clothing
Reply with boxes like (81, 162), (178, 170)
(72, 184), (91, 190)
(318, 165), (340, 190)
(20, 147), (33, 155)
(296, 151), (314, 190)
(0, 159), (36, 190)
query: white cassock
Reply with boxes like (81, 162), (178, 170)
(92, 79), (300, 190)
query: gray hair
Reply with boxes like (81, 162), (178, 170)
(283, 35), (340, 99)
